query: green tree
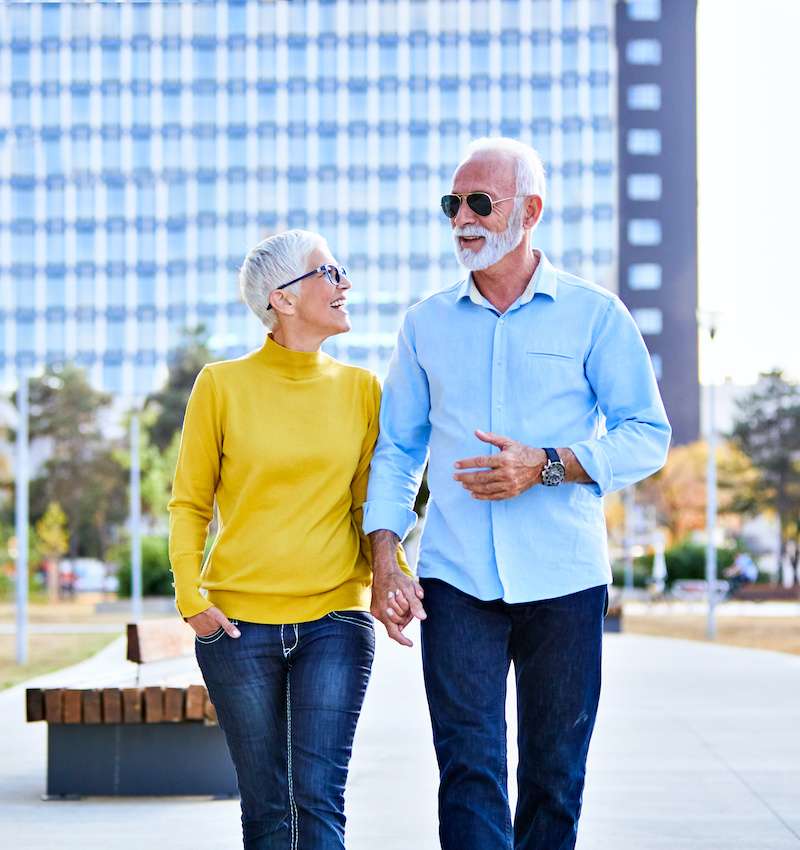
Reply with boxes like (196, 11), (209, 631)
(729, 371), (800, 585)
(21, 364), (128, 560)
(34, 501), (69, 559)
(144, 327), (212, 451)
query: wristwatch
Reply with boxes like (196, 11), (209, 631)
(541, 447), (566, 487)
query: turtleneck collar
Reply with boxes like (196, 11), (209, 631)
(256, 334), (329, 379)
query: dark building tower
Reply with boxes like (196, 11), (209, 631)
(615, 0), (700, 445)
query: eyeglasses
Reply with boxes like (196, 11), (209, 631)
(440, 192), (522, 219)
(266, 264), (348, 310)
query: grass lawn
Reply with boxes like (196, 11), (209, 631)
(624, 614), (800, 656)
(0, 632), (121, 691)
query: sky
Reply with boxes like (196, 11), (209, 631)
(697, 0), (800, 385)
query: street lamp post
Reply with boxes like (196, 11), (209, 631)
(130, 410), (142, 623)
(698, 311), (722, 640)
(15, 371), (29, 665)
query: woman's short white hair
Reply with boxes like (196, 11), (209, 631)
(239, 229), (325, 331)
(459, 137), (547, 207)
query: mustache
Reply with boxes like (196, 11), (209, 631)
(453, 225), (492, 238)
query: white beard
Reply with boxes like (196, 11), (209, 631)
(452, 198), (526, 271)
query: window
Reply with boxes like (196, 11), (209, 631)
(626, 39), (661, 65)
(627, 84), (661, 110)
(627, 219), (662, 246)
(627, 129), (661, 155)
(628, 263), (662, 290)
(632, 308), (663, 335)
(627, 173), (662, 201)
(627, 0), (661, 22)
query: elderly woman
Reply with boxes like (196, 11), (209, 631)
(168, 229), (408, 850)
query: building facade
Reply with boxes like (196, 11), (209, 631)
(0, 0), (618, 399)
(615, 0), (700, 444)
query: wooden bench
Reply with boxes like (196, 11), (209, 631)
(731, 584), (800, 602)
(25, 618), (238, 798)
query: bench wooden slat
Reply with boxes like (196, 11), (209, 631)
(44, 689), (63, 724)
(144, 686), (164, 723)
(203, 693), (218, 725)
(82, 689), (102, 724)
(102, 688), (122, 724)
(185, 685), (207, 721)
(63, 689), (84, 724)
(164, 687), (185, 722)
(127, 619), (195, 664)
(122, 687), (142, 724)
(26, 688), (45, 722)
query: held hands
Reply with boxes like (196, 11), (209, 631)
(453, 429), (547, 500)
(186, 605), (241, 639)
(370, 566), (426, 648)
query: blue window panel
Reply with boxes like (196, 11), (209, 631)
(531, 83), (551, 120)
(627, 219), (662, 246)
(591, 82), (610, 118)
(77, 314), (96, 352)
(195, 82), (217, 123)
(162, 40), (181, 80)
(228, 175), (247, 215)
(379, 37), (399, 75)
(132, 86), (151, 126)
(627, 129), (661, 156)
(628, 263), (662, 290)
(136, 220), (156, 263)
(12, 46), (31, 84)
(41, 5), (60, 38)
(195, 127), (217, 164)
(562, 34), (579, 72)
(41, 43), (60, 83)
(193, 42), (217, 82)
(439, 33), (458, 71)
(590, 30), (610, 72)
(76, 275), (96, 309)
(626, 38), (662, 65)
(47, 227), (66, 266)
(71, 39), (91, 84)
(197, 268), (218, 303)
(627, 173), (662, 201)
(135, 181), (154, 218)
(632, 308), (663, 335)
(650, 352), (663, 380)
(107, 274), (126, 308)
(11, 87), (31, 126)
(132, 41), (150, 82)
(228, 83), (247, 123)
(627, 84), (661, 111)
(132, 133), (151, 171)
(103, 136), (122, 172)
(167, 179), (187, 220)
(563, 0), (579, 27)
(197, 178), (217, 216)
(16, 318), (36, 354)
(193, 2), (216, 38)
(103, 363), (123, 394)
(228, 4), (246, 37)
(470, 34), (490, 75)
(137, 316), (156, 351)
(14, 277), (36, 310)
(167, 228), (186, 264)
(501, 76), (521, 122)
(102, 4), (120, 37)
(531, 40), (551, 75)
(501, 31), (520, 74)
(258, 35), (276, 75)
(349, 35), (368, 77)
(593, 171), (614, 205)
(12, 228), (35, 268)
(133, 363), (155, 397)
(47, 318), (66, 355)
(628, 0), (661, 22)
(162, 84), (181, 120)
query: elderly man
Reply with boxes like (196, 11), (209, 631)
(364, 138), (671, 850)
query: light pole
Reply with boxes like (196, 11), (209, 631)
(698, 310), (722, 640)
(15, 371), (29, 665)
(129, 409), (142, 622)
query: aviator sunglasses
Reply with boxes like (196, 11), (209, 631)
(440, 192), (523, 219)
(266, 264), (348, 310)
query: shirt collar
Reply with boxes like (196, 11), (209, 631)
(456, 249), (558, 308)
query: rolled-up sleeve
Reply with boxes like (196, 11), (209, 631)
(363, 311), (431, 540)
(569, 296), (671, 496)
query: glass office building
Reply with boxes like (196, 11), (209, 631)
(0, 0), (616, 399)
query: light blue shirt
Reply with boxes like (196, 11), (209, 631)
(363, 251), (671, 603)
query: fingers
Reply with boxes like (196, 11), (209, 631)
(387, 589), (409, 616)
(475, 429), (512, 449)
(385, 620), (414, 648)
(403, 581), (427, 620)
(453, 470), (500, 485)
(219, 614), (241, 638)
(453, 454), (502, 470)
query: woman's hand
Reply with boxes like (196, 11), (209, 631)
(186, 606), (241, 639)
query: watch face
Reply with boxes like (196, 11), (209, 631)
(542, 461), (566, 486)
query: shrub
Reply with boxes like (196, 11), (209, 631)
(114, 536), (174, 597)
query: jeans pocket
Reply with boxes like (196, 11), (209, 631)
(195, 625), (226, 644)
(326, 610), (374, 631)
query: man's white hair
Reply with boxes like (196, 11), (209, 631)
(459, 137), (547, 207)
(239, 229), (325, 331)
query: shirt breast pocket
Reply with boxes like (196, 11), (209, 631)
(525, 349), (582, 398)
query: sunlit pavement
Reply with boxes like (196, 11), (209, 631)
(1, 625), (799, 849)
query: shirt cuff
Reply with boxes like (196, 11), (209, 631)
(568, 440), (613, 497)
(363, 499), (418, 541)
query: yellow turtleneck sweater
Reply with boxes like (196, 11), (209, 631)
(168, 334), (409, 624)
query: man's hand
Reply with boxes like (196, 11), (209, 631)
(369, 530), (426, 647)
(453, 430), (546, 500)
(186, 605), (241, 639)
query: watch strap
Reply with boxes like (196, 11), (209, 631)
(543, 447), (561, 465)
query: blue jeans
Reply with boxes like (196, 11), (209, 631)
(195, 611), (375, 850)
(420, 579), (607, 850)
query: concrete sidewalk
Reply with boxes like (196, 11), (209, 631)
(0, 627), (798, 849)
